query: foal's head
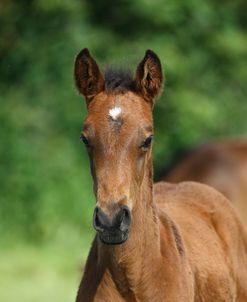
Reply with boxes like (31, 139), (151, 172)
(74, 48), (163, 245)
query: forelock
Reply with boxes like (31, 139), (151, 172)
(104, 68), (136, 93)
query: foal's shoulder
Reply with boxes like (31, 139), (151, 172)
(154, 181), (244, 254)
(154, 180), (233, 213)
(154, 180), (219, 200)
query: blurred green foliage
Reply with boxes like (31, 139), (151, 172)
(0, 0), (247, 244)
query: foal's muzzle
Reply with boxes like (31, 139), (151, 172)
(93, 206), (131, 245)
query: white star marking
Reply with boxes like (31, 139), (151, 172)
(109, 107), (122, 120)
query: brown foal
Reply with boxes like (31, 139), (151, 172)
(74, 48), (247, 301)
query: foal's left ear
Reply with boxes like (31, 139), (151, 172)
(135, 50), (163, 105)
(74, 48), (105, 105)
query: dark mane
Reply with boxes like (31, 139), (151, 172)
(104, 67), (136, 92)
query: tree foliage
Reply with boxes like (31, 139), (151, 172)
(0, 0), (246, 242)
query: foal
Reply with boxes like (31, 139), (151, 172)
(74, 49), (247, 301)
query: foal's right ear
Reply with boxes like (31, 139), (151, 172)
(74, 48), (104, 104)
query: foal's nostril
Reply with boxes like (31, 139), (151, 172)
(93, 207), (105, 232)
(119, 207), (131, 232)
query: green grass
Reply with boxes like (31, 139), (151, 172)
(0, 231), (94, 302)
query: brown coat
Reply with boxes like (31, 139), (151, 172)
(77, 182), (247, 301)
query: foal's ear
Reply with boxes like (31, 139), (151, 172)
(74, 48), (104, 104)
(135, 50), (163, 105)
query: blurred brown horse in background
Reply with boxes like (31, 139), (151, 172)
(161, 139), (247, 224)
(74, 48), (247, 301)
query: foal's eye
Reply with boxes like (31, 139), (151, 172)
(80, 134), (90, 148)
(141, 135), (153, 150)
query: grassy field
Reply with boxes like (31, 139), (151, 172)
(0, 231), (93, 302)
